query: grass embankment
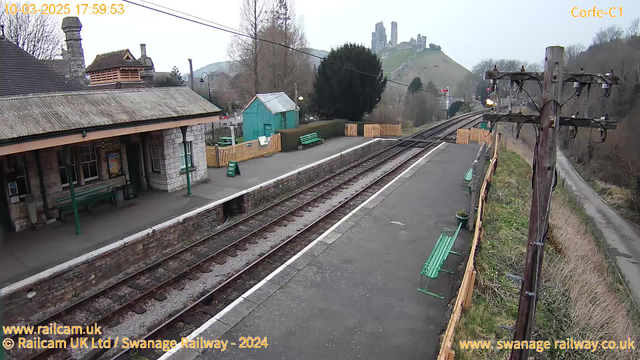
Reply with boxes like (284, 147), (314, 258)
(568, 158), (640, 224)
(454, 150), (639, 360)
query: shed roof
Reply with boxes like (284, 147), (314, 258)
(0, 87), (221, 142)
(0, 37), (85, 97)
(247, 92), (297, 115)
(86, 49), (143, 72)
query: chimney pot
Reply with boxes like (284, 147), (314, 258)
(140, 44), (147, 57)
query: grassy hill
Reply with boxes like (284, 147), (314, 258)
(381, 49), (473, 95)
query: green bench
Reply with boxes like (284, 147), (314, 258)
(299, 132), (323, 147)
(55, 185), (116, 221)
(217, 137), (233, 147)
(463, 166), (473, 191)
(418, 223), (462, 299)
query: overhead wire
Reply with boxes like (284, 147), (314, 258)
(121, 0), (446, 97)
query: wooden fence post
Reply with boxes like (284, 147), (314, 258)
(463, 270), (477, 311)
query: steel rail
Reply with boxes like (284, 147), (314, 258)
(107, 113), (484, 360)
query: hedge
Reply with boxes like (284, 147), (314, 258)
(277, 119), (345, 151)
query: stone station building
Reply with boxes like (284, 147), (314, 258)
(0, 88), (220, 233)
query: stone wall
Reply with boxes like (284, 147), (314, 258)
(163, 125), (207, 192)
(2, 202), (224, 324)
(143, 125), (207, 192)
(245, 139), (392, 210)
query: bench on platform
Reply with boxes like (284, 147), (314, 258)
(463, 166), (473, 192)
(55, 185), (116, 221)
(418, 223), (462, 299)
(299, 132), (323, 147)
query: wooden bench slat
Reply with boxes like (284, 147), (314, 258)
(55, 185), (116, 221)
(419, 223), (463, 298)
(300, 132), (322, 146)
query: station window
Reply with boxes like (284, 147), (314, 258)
(150, 145), (162, 173)
(79, 145), (99, 181)
(179, 142), (193, 170)
(13, 156), (29, 197)
(57, 150), (78, 187)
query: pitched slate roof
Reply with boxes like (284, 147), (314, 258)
(86, 49), (143, 72)
(0, 87), (221, 142)
(41, 59), (70, 77)
(246, 92), (297, 115)
(0, 37), (85, 97)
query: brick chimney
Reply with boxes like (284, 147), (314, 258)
(138, 43), (155, 86)
(61, 17), (87, 85)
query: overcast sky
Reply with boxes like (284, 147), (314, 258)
(28, 0), (640, 73)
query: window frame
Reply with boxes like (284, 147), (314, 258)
(178, 142), (193, 170)
(57, 150), (78, 187)
(14, 156), (29, 198)
(79, 144), (100, 182)
(150, 145), (162, 173)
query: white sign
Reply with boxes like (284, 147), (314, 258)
(258, 136), (270, 146)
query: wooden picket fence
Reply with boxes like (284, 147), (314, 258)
(470, 128), (491, 144)
(437, 133), (500, 360)
(363, 124), (401, 138)
(457, 128), (491, 145)
(456, 129), (470, 144)
(206, 133), (281, 168)
(345, 123), (357, 137)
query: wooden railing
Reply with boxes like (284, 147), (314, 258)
(437, 133), (500, 360)
(206, 133), (281, 168)
(364, 124), (401, 138)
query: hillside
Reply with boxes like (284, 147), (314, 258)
(193, 61), (234, 78)
(193, 49), (328, 78)
(381, 48), (473, 95)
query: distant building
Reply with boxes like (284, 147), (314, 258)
(371, 22), (388, 54)
(413, 33), (427, 52)
(86, 48), (150, 89)
(39, 17), (155, 89)
(242, 92), (298, 141)
(391, 22), (398, 47)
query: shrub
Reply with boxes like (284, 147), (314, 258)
(278, 120), (345, 151)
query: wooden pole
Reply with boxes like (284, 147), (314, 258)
(463, 270), (476, 311)
(510, 46), (564, 360)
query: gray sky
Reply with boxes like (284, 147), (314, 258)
(29, 0), (640, 72)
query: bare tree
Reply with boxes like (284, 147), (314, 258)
(227, 0), (267, 100)
(259, 0), (311, 97)
(564, 43), (585, 68)
(0, 0), (63, 59)
(627, 18), (640, 38)
(592, 25), (624, 45)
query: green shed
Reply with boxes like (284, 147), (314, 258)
(242, 92), (299, 141)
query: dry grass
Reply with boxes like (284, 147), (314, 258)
(548, 189), (639, 358)
(454, 146), (639, 360)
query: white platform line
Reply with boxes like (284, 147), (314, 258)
(1, 139), (381, 297)
(157, 142), (446, 360)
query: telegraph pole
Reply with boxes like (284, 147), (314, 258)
(510, 46), (563, 360)
(482, 46), (621, 360)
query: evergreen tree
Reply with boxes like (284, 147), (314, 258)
(170, 66), (182, 82)
(408, 77), (423, 94)
(312, 43), (387, 121)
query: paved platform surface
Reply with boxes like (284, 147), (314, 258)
(168, 143), (480, 360)
(0, 137), (371, 287)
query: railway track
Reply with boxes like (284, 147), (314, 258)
(5, 111), (484, 360)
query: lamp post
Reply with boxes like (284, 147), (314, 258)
(199, 72), (211, 103)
